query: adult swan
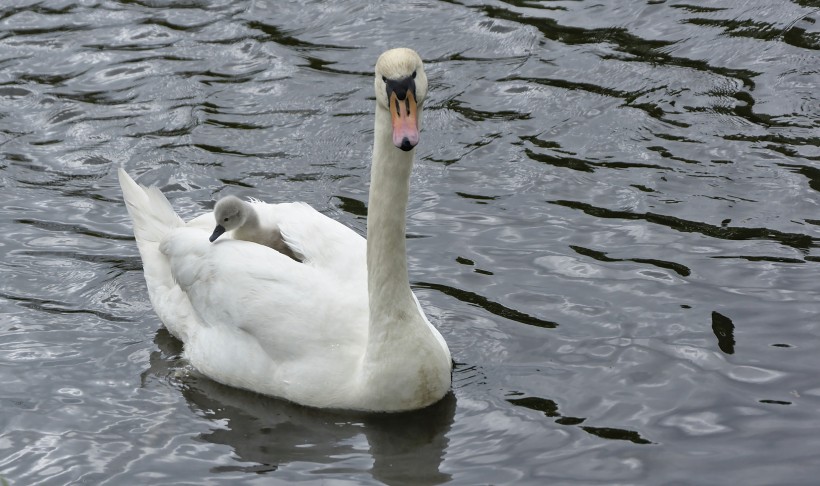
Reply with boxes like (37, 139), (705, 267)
(118, 48), (451, 412)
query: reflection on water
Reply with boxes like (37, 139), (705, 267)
(147, 329), (455, 484)
(711, 311), (736, 355)
(2, 0), (820, 484)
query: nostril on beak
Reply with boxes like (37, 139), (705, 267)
(399, 137), (414, 152)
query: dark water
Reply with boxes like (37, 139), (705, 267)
(1, 0), (819, 484)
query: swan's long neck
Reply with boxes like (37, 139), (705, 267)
(362, 100), (450, 409)
(365, 104), (422, 346)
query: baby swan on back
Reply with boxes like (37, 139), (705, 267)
(210, 195), (301, 261)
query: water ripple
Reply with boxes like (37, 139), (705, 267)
(2, 0), (820, 484)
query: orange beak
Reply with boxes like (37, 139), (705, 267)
(389, 90), (419, 151)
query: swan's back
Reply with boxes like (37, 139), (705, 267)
(161, 228), (370, 406)
(118, 169), (371, 406)
(255, 201), (367, 281)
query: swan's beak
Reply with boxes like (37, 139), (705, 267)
(209, 225), (226, 242)
(389, 89), (419, 152)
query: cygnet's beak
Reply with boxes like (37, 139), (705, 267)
(386, 77), (419, 152)
(209, 225), (226, 243)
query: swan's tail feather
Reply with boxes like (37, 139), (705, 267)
(118, 168), (194, 341)
(118, 168), (184, 243)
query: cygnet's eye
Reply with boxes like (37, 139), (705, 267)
(223, 217), (229, 222)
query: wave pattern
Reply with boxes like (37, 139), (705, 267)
(1, 0), (819, 484)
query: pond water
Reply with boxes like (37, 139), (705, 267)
(1, 0), (819, 484)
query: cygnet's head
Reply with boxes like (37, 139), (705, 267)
(210, 195), (249, 242)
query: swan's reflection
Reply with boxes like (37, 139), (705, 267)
(146, 328), (455, 485)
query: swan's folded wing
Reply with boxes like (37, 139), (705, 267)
(161, 227), (367, 361)
(159, 226), (371, 405)
(255, 202), (367, 280)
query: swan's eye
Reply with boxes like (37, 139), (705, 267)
(412, 71), (416, 79)
(382, 75), (387, 82)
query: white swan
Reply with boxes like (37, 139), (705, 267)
(209, 195), (301, 261)
(118, 48), (451, 412)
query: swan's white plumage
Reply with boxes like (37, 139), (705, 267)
(118, 48), (451, 412)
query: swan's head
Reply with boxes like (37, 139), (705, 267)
(210, 196), (249, 242)
(374, 48), (427, 152)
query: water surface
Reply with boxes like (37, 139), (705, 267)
(1, 0), (819, 484)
